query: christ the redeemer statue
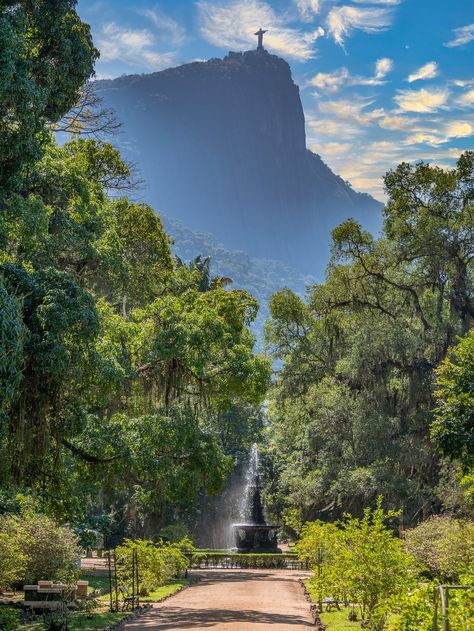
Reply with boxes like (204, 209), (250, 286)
(255, 28), (268, 51)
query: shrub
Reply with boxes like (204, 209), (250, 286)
(115, 538), (190, 596)
(0, 607), (21, 631)
(297, 499), (419, 630)
(0, 508), (80, 585)
(0, 532), (27, 592)
(403, 515), (474, 582)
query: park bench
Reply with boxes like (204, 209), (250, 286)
(324, 597), (341, 611)
(118, 585), (140, 610)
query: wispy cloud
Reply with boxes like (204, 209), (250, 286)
(445, 23), (474, 48)
(407, 61), (438, 83)
(294, 0), (321, 22)
(402, 120), (474, 146)
(197, 0), (324, 61)
(326, 5), (394, 46)
(394, 87), (450, 113)
(310, 58), (393, 92)
(459, 88), (474, 107)
(97, 22), (175, 69)
(138, 7), (187, 46)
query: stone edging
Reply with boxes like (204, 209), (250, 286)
(299, 579), (326, 630)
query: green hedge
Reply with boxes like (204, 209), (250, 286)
(191, 552), (307, 570)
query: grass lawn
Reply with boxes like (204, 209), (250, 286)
(98, 577), (190, 604)
(304, 581), (398, 629)
(68, 609), (128, 630)
(320, 607), (361, 629)
(82, 575), (110, 594)
(140, 578), (190, 602)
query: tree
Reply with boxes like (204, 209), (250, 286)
(297, 500), (418, 630)
(265, 155), (473, 525)
(0, 507), (80, 584)
(432, 330), (474, 468)
(0, 1), (97, 192)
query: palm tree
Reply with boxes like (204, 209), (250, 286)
(176, 255), (232, 292)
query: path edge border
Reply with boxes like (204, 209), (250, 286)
(299, 578), (326, 630)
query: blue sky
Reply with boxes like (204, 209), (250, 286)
(78, 0), (474, 199)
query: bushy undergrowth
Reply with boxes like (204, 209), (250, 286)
(115, 538), (191, 596)
(297, 500), (474, 630)
(403, 515), (474, 582)
(0, 506), (80, 589)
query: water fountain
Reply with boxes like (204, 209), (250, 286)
(232, 444), (280, 553)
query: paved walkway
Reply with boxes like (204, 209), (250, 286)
(123, 569), (313, 630)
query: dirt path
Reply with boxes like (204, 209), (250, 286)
(123, 569), (314, 630)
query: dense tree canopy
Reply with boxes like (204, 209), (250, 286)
(432, 330), (474, 468)
(0, 4), (271, 538)
(0, 1), (97, 193)
(265, 155), (473, 526)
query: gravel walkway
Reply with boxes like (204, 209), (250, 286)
(122, 569), (313, 630)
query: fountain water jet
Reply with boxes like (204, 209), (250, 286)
(232, 444), (280, 553)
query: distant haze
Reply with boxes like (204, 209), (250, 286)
(98, 49), (382, 275)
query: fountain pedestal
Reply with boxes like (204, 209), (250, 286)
(232, 460), (280, 553)
(232, 523), (279, 553)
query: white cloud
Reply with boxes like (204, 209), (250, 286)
(138, 7), (187, 46)
(458, 89), (474, 107)
(394, 87), (450, 113)
(310, 68), (349, 92)
(197, 0), (324, 61)
(378, 114), (417, 130)
(326, 5), (394, 46)
(445, 23), (474, 48)
(98, 22), (175, 69)
(310, 141), (352, 156)
(401, 120), (473, 146)
(309, 58), (392, 93)
(294, 0), (321, 22)
(444, 120), (474, 139)
(407, 61), (438, 83)
(375, 57), (393, 79)
(452, 78), (474, 88)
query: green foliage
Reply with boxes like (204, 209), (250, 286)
(191, 552), (302, 569)
(0, 280), (25, 432)
(298, 500), (419, 630)
(403, 515), (474, 582)
(0, 531), (27, 591)
(0, 607), (21, 631)
(265, 154), (474, 525)
(0, 506), (80, 584)
(389, 576), (474, 631)
(432, 330), (474, 468)
(115, 539), (189, 596)
(0, 1), (97, 192)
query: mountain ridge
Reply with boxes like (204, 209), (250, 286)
(97, 49), (383, 274)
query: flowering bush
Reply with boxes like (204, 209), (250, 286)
(403, 515), (474, 581)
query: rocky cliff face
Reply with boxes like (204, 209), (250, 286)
(98, 50), (382, 273)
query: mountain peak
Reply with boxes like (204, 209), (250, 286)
(98, 52), (382, 273)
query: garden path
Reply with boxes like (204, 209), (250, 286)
(122, 568), (313, 630)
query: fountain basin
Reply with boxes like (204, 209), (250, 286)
(232, 523), (281, 553)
